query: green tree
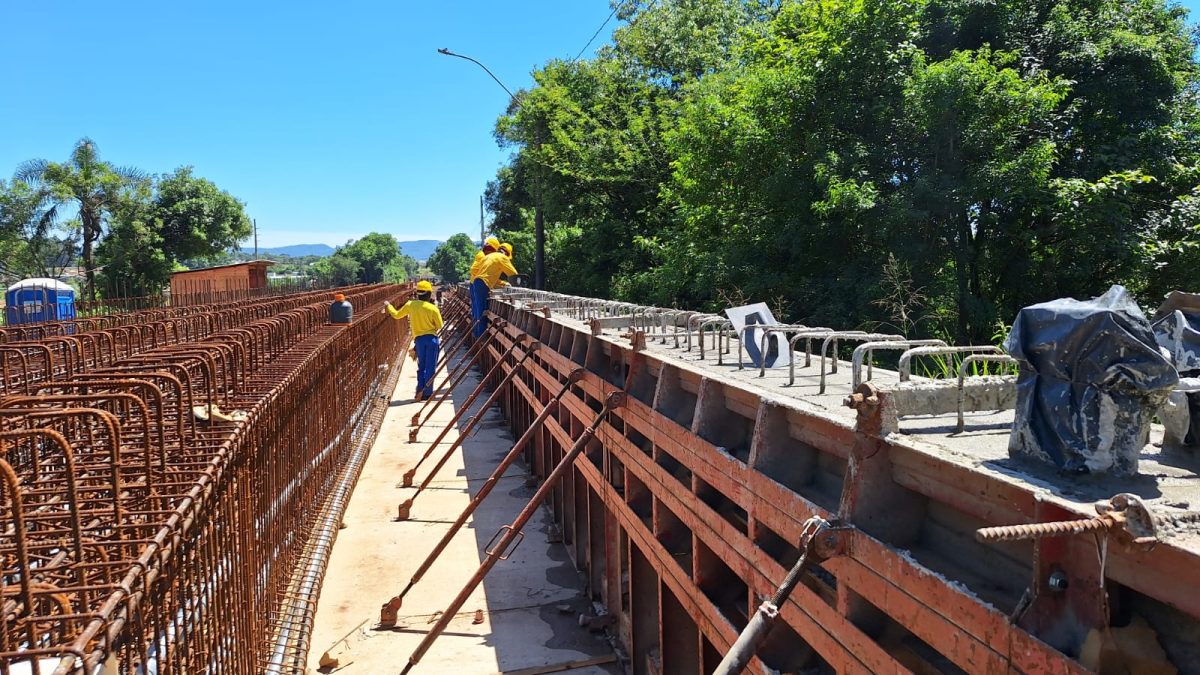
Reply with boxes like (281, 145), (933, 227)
(0, 179), (78, 280)
(488, 0), (1200, 343)
(15, 138), (145, 300)
(154, 167), (252, 260)
(311, 254), (361, 286)
(427, 233), (477, 283)
(98, 167), (251, 296)
(337, 232), (416, 283)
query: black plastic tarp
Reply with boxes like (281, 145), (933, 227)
(1152, 291), (1200, 445)
(1004, 285), (1178, 475)
(1152, 291), (1200, 374)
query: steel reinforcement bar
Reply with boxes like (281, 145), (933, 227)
(0, 283), (414, 674)
(465, 287), (1200, 674)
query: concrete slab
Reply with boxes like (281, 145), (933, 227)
(574, 312), (1200, 538)
(307, 353), (620, 675)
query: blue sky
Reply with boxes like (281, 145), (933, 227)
(1, 1), (1197, 249)
(0, 0), (614, 248)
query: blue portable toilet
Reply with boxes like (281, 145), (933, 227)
(5, 278), (77, 326)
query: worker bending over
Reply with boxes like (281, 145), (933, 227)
(384, 280), (444, 401)
(470, 244), (519, 337)
(470, 237), (500, 338)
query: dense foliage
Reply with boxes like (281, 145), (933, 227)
(100, 167), (253, 296)
(489, 0), (1200, 342)
(428, 233), (480, 283)
(2, 138), (254, 298)
(311, 233), (418, 286)
(2, 139), (424, 295)
(13, 138), (148, 299)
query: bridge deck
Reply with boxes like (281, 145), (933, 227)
(307, 355), (619, 674)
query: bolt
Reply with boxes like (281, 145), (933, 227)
(976, 516), (1112, 543)
(1048, 570), (1069, 593)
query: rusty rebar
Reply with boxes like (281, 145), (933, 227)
(0, 282), (415, 674)
(401, 340), (535, 487)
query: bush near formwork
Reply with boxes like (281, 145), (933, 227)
(488, 0), (1200, 344)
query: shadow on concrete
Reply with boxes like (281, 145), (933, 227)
(403, 351), (620, 673)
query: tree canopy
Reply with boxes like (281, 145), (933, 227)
(4, 139), (257, 298)
(15, 138), (145, 300)
(100, 167), (253, 296)
(428, 234), (478, 283)
(311, 233), (418, 286)
(489, 0), (1200, 343)
(0, 179), (77, 280)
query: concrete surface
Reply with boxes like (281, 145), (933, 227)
(307, 351), (621, 675)
(575, 314), (1200, 546)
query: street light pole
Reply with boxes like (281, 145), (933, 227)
(437, 47), (545, 290)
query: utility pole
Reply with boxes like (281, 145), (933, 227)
(253, 219), (258, 258)
(480, 195), (485, 246)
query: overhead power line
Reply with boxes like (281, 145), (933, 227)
(574, 6), (619, 61)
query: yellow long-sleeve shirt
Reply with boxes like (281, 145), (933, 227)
(472, 251), (518, 290)
(470, 250), (487, 279)
(386, 300), (444, 337)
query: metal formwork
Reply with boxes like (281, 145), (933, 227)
(462, 288), (1200, 674)
(0, 284), (413, 674)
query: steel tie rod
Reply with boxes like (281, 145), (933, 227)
(381, 369), (585, 624)
(402, 339), (535, 484)
(398, 391), (625, 675)
(398, 340), (539, 501)
(713, 517), (840, 675)
(409, 326), (505, 433)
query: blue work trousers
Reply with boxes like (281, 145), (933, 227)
(414, 334), (440, 399)
(470, 278), (490, 337)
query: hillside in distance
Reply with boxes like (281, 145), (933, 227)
(241, 244), (335, 257)
(397, 239), (440, 261)
(240, 239), (441, 260)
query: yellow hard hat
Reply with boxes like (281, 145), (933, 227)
(416, 280), (433, 293)
(484, 236), (500, 249)
(499, 243), (513, 256)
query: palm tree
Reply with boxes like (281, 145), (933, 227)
(15, 138), (144, 300)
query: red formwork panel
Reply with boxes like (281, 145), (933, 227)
(480, 298), (1198, 675)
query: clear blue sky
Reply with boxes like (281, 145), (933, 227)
(0, 0), (615, 248)
(1, 1), (1197, 249)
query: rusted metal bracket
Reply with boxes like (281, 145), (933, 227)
(384, 371), (585, 628)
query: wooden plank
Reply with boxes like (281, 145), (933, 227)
(492, 654), (617, 674)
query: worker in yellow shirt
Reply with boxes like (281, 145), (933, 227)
(384, 280), (445, 401)
(471, 236), (499, 279)
(470, 237), (500, 338)
(470, 247), (519, 337)
(497, 243), (514, 287)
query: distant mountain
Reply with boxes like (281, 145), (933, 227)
(239, 239), (442, 261)
(241, 244), (335, 257)
(398, 239), (441, 261)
